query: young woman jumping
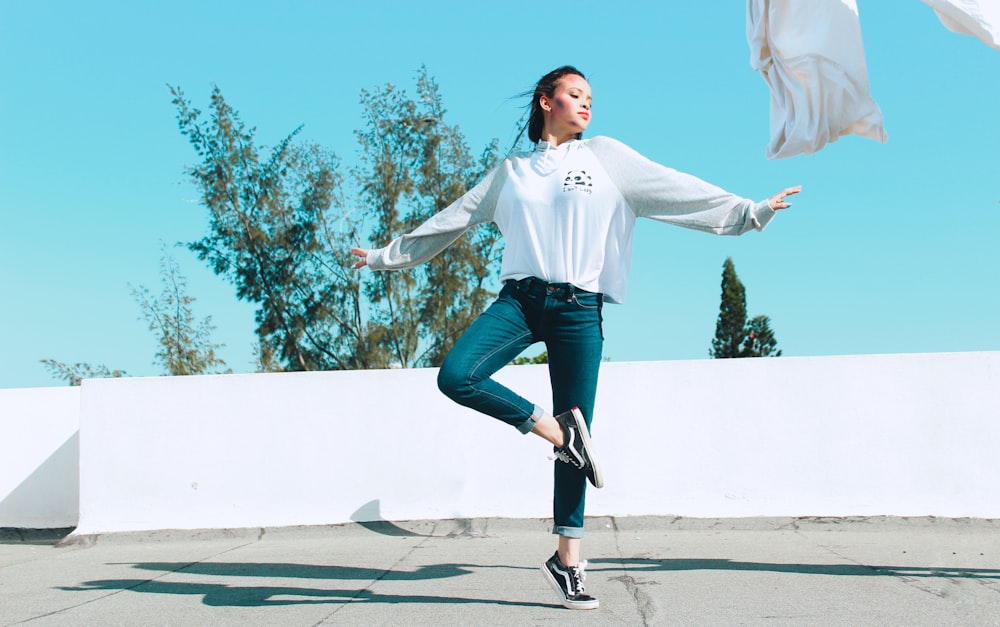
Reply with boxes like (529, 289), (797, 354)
(352, 65), (800, 610)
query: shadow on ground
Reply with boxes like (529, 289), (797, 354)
(58, 561), (553, 608)
(59, 578), (560, 608)
(118, 561), (484, 581)
(589, 557), (1000, 579)
(0, 528), (74, 545)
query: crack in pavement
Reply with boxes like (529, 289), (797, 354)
(312, 520), (439, 626)
(811, 536), (955, 600)
(610, 516), (656, 626)
(11, 536), (263, 626)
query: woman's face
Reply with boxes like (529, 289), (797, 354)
(540, 74), (592, 141)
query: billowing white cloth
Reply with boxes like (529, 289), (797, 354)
(747, 0), (888, 159)
(921, 0), (1000, 50)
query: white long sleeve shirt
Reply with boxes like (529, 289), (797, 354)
(366, 137), (775, 304)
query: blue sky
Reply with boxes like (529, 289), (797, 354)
(2, 1), (998, 389)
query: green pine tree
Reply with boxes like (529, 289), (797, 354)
(710, 257), (747, 358)
(710, 257), (781, 358)
(741, 315), (782, 357)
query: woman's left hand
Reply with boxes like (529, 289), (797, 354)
(768, 185), (802, 210)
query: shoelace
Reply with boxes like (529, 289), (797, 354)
(551, 447), (584, 469)
(570, 561), (588, 594)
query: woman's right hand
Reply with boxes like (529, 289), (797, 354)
(351, 248), (369, 269)
(767, 185), (802, 210)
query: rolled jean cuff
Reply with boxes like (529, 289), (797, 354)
(516, 404), (544, 435)
(552, 524), (584, 539)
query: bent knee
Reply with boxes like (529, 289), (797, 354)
(437, 359), (468, 400)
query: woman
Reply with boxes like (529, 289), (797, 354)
(351, 65), (799, 610)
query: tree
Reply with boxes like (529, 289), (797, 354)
(169, 66), (501, 372)
(353, 70), (502, 368)
(710, 257), (748, 358)
(130, 246), (229, 376)
(511, 351), (549, 365)
(40, 360), (128, 387)
(170, 83), (347, 371)
(743, 315), (782, 357)
(41, 247), (228, 385)
(709, 257), (781, 358)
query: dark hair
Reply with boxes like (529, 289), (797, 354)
(518, 65), (587, 145)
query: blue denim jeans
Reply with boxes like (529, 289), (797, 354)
(437, 277), (604, 538)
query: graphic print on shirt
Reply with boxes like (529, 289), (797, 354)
(562, 170), (593, 194)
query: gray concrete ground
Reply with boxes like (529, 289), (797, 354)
(1, 516), (998, 626)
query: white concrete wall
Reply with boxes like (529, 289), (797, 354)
(67, 351), (1000, 536)
(0, 387), (80, 528)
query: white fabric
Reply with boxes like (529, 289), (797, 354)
(747, 0), (888, 159)
(367, 137), (774, 304)
(921, 0), (1000, 50)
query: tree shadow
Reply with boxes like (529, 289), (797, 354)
(588, 557), (1000, 579)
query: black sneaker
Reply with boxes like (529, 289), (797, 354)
(553, 407), (604, 488)
(541, 551), (600, 610)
